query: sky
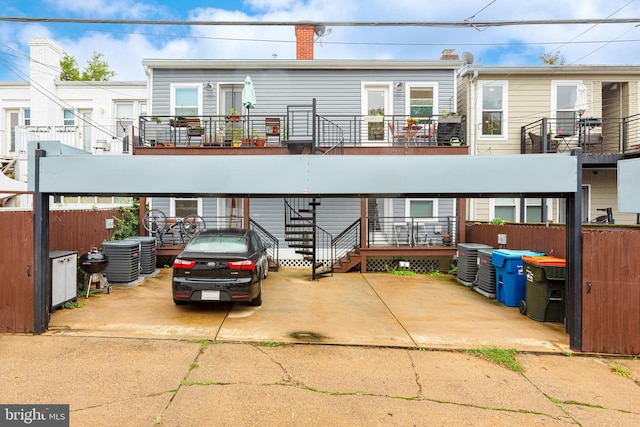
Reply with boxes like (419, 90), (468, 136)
(1, 0), (640, 82)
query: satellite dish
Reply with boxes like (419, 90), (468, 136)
(314, 25), (327, 37)
(462, 51), (475, 65)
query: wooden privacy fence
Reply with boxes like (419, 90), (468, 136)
(0, 208), (122, 333)
(466, 222), (640, 355)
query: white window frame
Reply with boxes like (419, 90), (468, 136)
(23, 108), (31, 126)
(169, 197), (203, 218)
(63, 109), (75, 126)
(404, 82), (439, 119)
(405, 198), (439, 222)
(478, 80), (508, 139)
(489, 197), (518, 222)
(169, 83), (202, 117)
(524, 198), (549, 222)
(551, 80), (581, 136)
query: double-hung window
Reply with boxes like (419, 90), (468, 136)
(480, 81), (507, 136)
(170, 84), (201, 117)
(407, 84), (436, 120)
(553, 81), (580, 136)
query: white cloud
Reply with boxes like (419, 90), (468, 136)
(2, 0), (640, 82)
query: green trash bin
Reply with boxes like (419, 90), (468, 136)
(521, 256), (566, 323)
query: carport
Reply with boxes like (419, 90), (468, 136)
(29, 141), (583, 350)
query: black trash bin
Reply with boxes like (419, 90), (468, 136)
(521, 256), (566, 323)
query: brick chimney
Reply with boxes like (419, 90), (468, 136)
(295, 24), (315, 60)
(439, 49), (459, 61)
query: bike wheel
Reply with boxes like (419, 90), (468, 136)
(182, 214), (206, 238)
(143, 209), (167, 234)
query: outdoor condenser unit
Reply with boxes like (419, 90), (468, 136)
(456, 243), (493, 286)
(125, 236), (157, 275)
(101, 240), (140, 283)
(475, 248), (497, 298)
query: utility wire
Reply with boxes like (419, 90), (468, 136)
(1, 16), (640, 27)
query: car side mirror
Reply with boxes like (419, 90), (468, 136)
(264, 242), (271, 249)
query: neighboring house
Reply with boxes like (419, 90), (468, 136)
(138, 25), (467, 273)
(457, 65), (640, 225)
(0, 38), (147, 209)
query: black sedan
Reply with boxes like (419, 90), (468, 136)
(172, 228), (270, 306)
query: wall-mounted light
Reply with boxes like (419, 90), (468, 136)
(395, 82), (404, 91)
(204, 82), (213, 91)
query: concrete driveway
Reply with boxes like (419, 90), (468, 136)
(48, 267), (570, 353)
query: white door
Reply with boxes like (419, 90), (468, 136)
(81, 110), (92, 151)
(362, 85), (390, 144)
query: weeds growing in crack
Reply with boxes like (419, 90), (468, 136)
(182, 381), (227, 387)
(462, 347), (523, 373)
(610, 363), (631, 377)
(252, 341), (291, 347)
(186, 339), (214, 353)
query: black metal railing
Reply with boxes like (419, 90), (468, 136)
(138, 114), (287, 148)
(138, 112), (466, 150)
(522, 115), (640, 155)
(332, 219), (360, 262)
(317, 115), (345, 155)
(366, 216), (457, 247)
(249, 218), (279, 270)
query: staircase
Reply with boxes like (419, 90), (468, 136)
(284, 197), (333, 280)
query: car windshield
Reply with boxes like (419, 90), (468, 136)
(187, 236), (248, 253)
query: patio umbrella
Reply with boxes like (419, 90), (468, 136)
(242, 76), (256, 138)
(575, 83), (588, 146)
(575, 83), (588, 115)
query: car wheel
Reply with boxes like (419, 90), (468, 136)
(250, 277), (263, 306)
(173, 298), (186, 305)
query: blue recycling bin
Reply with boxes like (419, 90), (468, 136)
(492, 249), (544, 307)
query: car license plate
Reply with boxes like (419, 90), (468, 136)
(201, 290), (220, 301)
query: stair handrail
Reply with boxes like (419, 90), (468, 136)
(249, 218), (279, 270)
(317, 115), (345, 155)
(313, 223), (334, 279)
(332, 218), (360, 262)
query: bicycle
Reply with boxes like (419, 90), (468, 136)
(142, 209), (206, 246)
(591, 207), (615, 224)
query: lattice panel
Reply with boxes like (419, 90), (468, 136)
(366, 257), (442, 273)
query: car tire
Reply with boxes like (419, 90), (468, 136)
(250, 278), (263, 307)
(173, 298), (186, 305)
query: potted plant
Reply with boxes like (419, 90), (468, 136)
(253, 130), (266, 147)
(227, 108), (240, 122)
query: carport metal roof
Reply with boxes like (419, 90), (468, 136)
(29, 141), (583, 351)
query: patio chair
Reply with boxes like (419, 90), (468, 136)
(529, 132), (558, 153)
(388, 123), (407, 146)
(583, 133), (604, 154)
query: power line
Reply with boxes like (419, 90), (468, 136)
(1, 16), (640, 27)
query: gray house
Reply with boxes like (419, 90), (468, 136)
(137, 25), (467, 275)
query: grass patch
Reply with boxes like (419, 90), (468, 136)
(463, 347), (523, 373)
(426, 269), (442, 277)
(63, 300), (86, 309)
(252, 341), (292, 347)
(610, 363), (632, 377)
(385, 264), (416, 276)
